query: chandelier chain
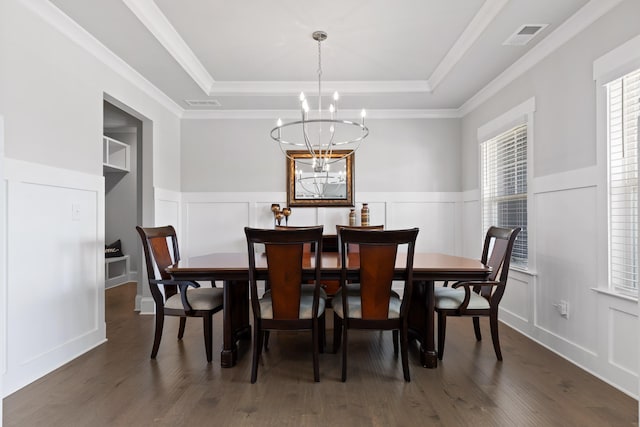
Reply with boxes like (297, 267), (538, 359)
(317, 37), (322, 114)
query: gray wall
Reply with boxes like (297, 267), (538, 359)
(461, 0), (640, 190)
(180, 117), (462, 193)
(0, 0), (182, 189)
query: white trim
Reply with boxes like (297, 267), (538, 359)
(209, 80), (432, 96)
(592, 287), (638, 303)
(182, 108), (461, 120)
(122, 0), (214, 94)
(593, 33), (640, 83)
(0, 116), (5, 420)
(593, 41), (640, 299)
(477, 97), (536, 141)
(462, 189), (480, 202)
(477, 97), (536, 271)
(22, 0), (184, 117)
(460, 0), (624, 116)
(532, 166), (598, 195)
(499, 317), (636, 399)
(428, 0), (508, 91)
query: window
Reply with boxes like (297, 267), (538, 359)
(607, 68), (640, 294)
(481, 124), (528, 268)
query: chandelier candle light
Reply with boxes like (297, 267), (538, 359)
(270, 31), (369, 197)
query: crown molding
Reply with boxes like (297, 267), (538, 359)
(459, 0), (624, 116)
(22, 0), (184, 117)
(427, 0), (509, 91)
(181, 108), (461, 120)
(122, 0), (214, 94)
(208, 80), (431, 96)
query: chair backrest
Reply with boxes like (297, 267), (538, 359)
(339, 228), (419, 320)
(336, 224), (384, 254)
(478, 226), (521, 302)
(245, 226), (324, 320)
(136, 225), (180, 303)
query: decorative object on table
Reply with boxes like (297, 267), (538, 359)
(105, 239), (123, 258)
(349, 209), (356, 226)
(270, 30), (368, 199)
(271, 203), (281, 227)
(360, 203), (370, 226)
(282, 207), (292, 225)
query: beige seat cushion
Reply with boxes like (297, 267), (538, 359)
(434, 286), (490, 310)
(259, 291), (326, 320)
(165, 287), (223, 311)
(263, 284), (327, 300)
(331, 287), (402, 319)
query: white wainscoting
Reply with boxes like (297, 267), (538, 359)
(180, 191), (464, 260)
(134, 187), (183, 315)
(2, 159), (106, 396)
(465, 165), (638, 398)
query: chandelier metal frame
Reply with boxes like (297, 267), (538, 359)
(270, 31), (369, 171)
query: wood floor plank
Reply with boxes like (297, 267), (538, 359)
(3, 283), (637, 426)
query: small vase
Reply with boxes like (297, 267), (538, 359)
(360, 203), (370, 226)
(349, 209), (356, 226)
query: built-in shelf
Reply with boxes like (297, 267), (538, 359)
(103, 135), (130, 172)
(105, 255), (130, 288)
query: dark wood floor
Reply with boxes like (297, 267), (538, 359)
(3, 283), (638, 426)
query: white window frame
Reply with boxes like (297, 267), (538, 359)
(594, 34), (640, 298)
(477, 97), (536, 272)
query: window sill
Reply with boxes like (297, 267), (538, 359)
(511, 266), (537, 277)
(591, 287), (638, 302)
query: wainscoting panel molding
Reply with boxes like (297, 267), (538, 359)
(2, 159), (106, 396)
(464, 168), (638, 398)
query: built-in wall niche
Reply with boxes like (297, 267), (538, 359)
(103, 135), (130, 173)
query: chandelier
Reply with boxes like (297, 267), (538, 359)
(270, 31), (368, 196)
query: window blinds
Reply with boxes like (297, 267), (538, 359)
(481, 124), (528, 268)
(608, 68), (640, 294)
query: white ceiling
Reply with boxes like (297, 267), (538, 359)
(49, 0), (592, 114)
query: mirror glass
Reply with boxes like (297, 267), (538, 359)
(287, 150), (354, 207)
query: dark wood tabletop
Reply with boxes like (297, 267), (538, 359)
(167, 251), (489, 368)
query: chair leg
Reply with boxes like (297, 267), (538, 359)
(490, 311), (503, 361)
(333, 312), (342, 353)
(263, 331), (270, 352)
(392, 330), (399, 355)
(318, 313), (326, 354)
(251, 320), (263, 383)
(178, 316), (187, 340)
(312, 318), (320, 382)
(401, 325), (410, 382)
(341, 326), (348, 382)
(151, 313), (164, 359)
(473, 316), (482, 341)
(437, 312), (446, 361)
(203, 315), (213, 363)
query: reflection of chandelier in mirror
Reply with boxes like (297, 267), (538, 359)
(295, 161), (347, 199)
(270, 30), (368, 197)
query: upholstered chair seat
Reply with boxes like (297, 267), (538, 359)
(434, 226), (521, 361)
(434, 287), (490, 310)
(164, 287), (224, 311)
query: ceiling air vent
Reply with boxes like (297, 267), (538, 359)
(185, 99), (222, 107)
(503, 24), (548, 46)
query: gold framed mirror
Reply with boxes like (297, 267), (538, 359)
(286, 150), (354, 207)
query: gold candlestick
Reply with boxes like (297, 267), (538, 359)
(271, 203), (281, 227)
(282, 207), (291, 225)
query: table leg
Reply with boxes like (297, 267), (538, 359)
(407, 280), (437, 368)
(221, 279), (251, 368)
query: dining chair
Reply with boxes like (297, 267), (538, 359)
(136, 225), (224, 362)
(332, 227), (419, 382)
(245, 226), (326, 383)
(435, 226), (521, 361)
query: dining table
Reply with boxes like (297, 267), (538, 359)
(166, 251), (490, 369)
